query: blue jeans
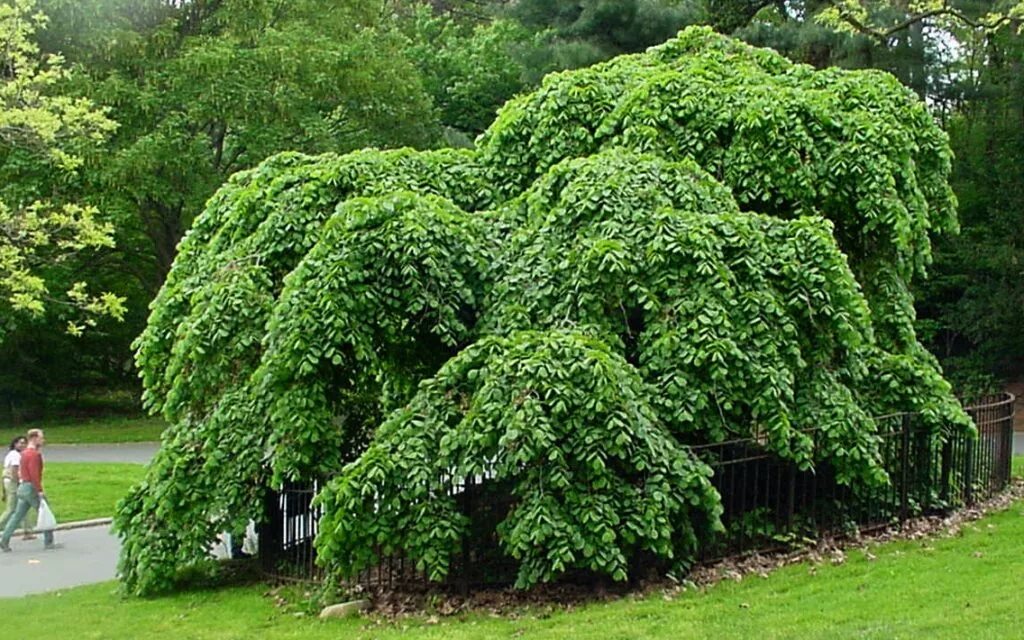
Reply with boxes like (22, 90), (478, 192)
(1, 483), (53, 547)
(0, 477), (22, 531)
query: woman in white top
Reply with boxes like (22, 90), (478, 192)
(0, 436), (34, 538)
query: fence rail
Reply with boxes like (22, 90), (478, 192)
(259, 393), (1016, 588)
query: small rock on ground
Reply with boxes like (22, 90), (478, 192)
(320, 599), (370, 619)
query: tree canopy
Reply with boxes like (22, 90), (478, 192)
(116, 26), (968, 595)
(0, 0), (124, 342)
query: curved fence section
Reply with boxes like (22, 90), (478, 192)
(259, 393), (1017, 586)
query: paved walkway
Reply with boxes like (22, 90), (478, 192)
(45, 442), (159, 464)
(0, 525), (119, 597)
(1015, 432), (1023, 456)
(0, 445), (159, 597)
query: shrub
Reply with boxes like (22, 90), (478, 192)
(117, 27), (968, 595)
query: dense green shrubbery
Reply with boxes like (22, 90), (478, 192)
(117, 27), (969, 595)
(317, 330), (723, 588)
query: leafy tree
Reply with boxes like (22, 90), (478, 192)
(722, 0), (1024, 386)
(36, 0), (443, 289)
(914, 26), (1024, 383)
(402, 8), (541, 139)
(118, 28), (967, 595)
(317, 330), (723, 588)
(0, 0), (124, 343)
(119, 147), (492, 594)
(404, 0), (713, 140)
(816, 0), (1023, 41)
(0, 0), (451, 416)
(511, 0), (706, 60)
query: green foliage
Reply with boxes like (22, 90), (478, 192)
(2, 0), (455, 413)
(485, 150), (893, 485)
(0, 0), (124, 340)
(403, 11), (540, 137)
(316, 331), (723, 588)
(22, 0), (445, 315)
(815, 0), (1024, 41)
(261, 191), (492, 479)
(914, 27), (1024, 380)
(116, 384), (268, 595)
(119, 147), (490, 595)
(135, 148), (490, 421)
(478, 28), (966, 429)
(120, 27), (969, 595)
(510, 0), (706, 60)
(481, 28), (957, 281)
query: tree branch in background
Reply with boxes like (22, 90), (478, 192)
(0, 0), (123, 341)
(818, 0), (1023, 40)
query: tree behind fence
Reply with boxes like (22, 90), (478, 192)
(259, 393), (1016, 588)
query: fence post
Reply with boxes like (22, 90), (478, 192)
(460, 476), (472, 597)
(785, 463), (796, 534)
(964, 435), (976, 506)
(899, 413), (911, 522)
(259, 485), (281, 574)
(914, 420), (930, 511)
(1001, 398), (1013, 490)
(939, 439), (953, 506)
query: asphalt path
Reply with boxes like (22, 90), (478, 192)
(44, 442), (159, 464)
(0, 444), (158, 597)
(1016, 432), (1023, 456)
(0, 525), (119, 597)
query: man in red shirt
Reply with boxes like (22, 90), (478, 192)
(1, 429), (55, 551)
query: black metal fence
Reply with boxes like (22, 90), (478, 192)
(259, 479), (325, 583)
(259, 393), (1016, 587)
(695, 393), (1015, 561)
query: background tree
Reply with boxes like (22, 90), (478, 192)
(0, 0), (123, 345)
(510, 0), (706, 63)
(58, 0), (442, 289)
(1, 0), (447, 419)
(914, 25), (1024, 386)
(401, 7), (540, 141)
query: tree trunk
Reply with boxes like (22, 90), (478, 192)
(142, 200), (186, 289)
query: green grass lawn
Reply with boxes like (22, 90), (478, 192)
(4, 463), (144, 529)
(0, 415), (166, 444)
(1, 478), (1022, 638)
(43, 463), (147, 522)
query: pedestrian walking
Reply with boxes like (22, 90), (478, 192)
(0, 429), (55, 551)
(0, 437), (28, 534)
(0, 437), (36, 540)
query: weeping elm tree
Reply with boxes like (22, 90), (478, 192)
(117, 27), (969, 595)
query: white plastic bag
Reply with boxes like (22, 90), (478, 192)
(36, 498), (57, 531)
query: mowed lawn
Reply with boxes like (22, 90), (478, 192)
(44, 463), (147, 522)
(0, 415), (166, 444)
(4, 463), (146, 526)
(0, 460), (1021, 639)
(0, 416), (158, 522)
